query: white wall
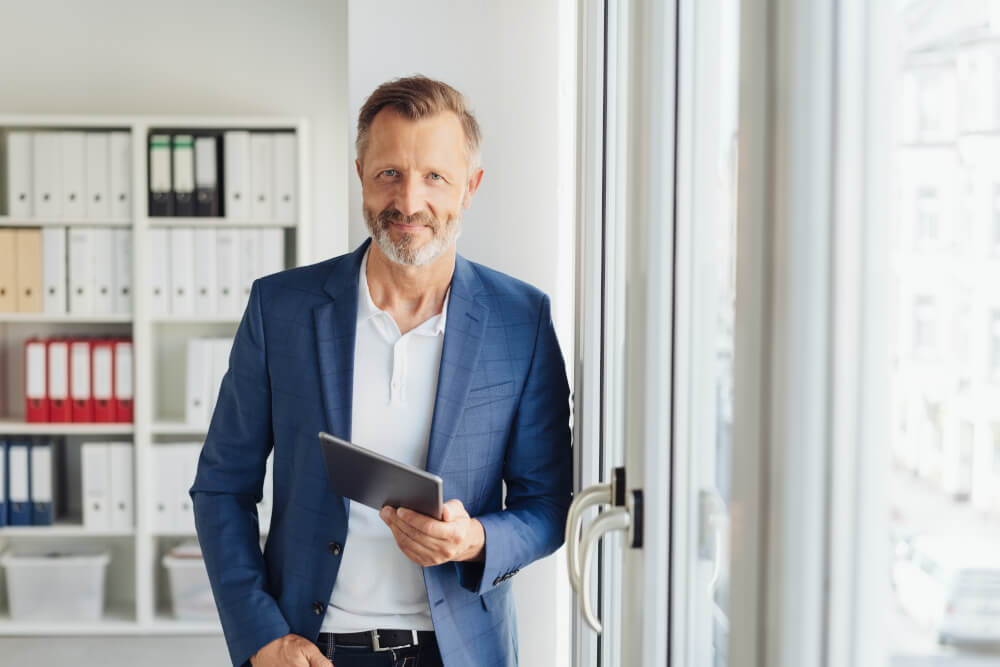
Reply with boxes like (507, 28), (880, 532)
(0, 0), (351, 262)
(347, 2), (576, 666)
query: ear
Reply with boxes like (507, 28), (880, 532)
(463, 168), (484, 210)
(355, 159), (363, 181)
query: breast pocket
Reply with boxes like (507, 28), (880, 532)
(465, 380), (515, 409)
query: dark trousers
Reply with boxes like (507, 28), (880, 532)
(316, 634), (444, 667)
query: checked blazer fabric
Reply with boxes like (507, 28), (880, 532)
(190, 239), (573, 667)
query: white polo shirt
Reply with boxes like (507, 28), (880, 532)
(320, 248), (449, 633)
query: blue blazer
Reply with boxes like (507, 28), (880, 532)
(191, 240), (573, 667)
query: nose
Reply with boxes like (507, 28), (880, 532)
(395, 174), (425, 218)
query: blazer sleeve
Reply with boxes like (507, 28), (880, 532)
(190, 279), (291, 667)
(458, 293), (574, 595)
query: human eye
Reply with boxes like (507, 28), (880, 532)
(428, 172), (443, 181)
(381, 169), (398, 177)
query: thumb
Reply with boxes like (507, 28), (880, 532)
(442, 499), (468, 522)
(303, 643), (332, 666)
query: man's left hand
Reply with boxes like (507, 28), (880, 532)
(380, 499), (485, 566)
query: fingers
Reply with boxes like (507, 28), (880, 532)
(382, 506), (455, 541)
(386, 516), (445, 566)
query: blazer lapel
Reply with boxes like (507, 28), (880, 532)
(425, 254), (489, 476)
(313, 239), (369, 453)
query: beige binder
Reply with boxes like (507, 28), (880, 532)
(0, 229), (17, 312)
(14, 229), (43, 312)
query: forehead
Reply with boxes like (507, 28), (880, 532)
(365, 108), (467, 167)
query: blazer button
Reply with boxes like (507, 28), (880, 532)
(312, 601), (325, 615)
(328, 542), (342, 556)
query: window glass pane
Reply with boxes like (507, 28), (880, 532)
(890, 1), (1000, 660)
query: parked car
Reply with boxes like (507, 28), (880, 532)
(892, 534), (1000, 646)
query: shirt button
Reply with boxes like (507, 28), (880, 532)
(328, 542), (342, 556)
(313, 601), (325, 615)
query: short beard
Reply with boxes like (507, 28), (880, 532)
(364, 206), (462, 266)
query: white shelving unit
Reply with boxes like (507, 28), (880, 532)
(0, 114), (310, 635)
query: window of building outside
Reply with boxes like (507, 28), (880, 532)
(912, 296), (937, 356)
(915, 186), (940, 246)
(889, 2), (1000, 663)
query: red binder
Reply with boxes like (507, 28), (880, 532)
(92, 339), (116, 422)
(24, 339), (48, 422)
(69, 339), (94, 422)
(47, 339), (72, 422)
(113, 340), (134, 423)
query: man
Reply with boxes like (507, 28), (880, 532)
(191, 75), (573, 667)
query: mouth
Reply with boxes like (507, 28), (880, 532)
(389, 220), (427, 232)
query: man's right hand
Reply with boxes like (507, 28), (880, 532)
(250, 634), (332, 666)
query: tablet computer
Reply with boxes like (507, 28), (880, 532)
(318, 431), (444, 520)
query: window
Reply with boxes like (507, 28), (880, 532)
(915, 186), (940, 246)
(913, 296), (937, 355)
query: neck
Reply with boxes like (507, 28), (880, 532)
(365, 240), (456, 318)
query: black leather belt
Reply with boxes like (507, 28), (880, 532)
(321, 629), (435, 652)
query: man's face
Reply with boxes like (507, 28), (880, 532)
(358, 108), (481, 266)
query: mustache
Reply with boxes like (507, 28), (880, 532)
(377, 208), (437, 227)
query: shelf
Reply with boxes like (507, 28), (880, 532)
(151, 422), (207, 436)
(150, 613), (223, 635)
(150, 317), (240, 325)
(0, 421), (134, 435)
(0, 522), (134, 537)
(0, 605), (136, 635)
(0, 313), (132, 324)
(145, 217), (296, 228)
(0, 217), (131, 228)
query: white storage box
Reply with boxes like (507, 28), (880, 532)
(0, 549), (110, 621)
(162, 542), (217, 621)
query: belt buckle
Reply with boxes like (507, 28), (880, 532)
(371, 630), (419, 652)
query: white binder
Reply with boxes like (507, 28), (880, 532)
(7, 131), (33, 218)
(108, 442), (134, 531)
(42, 226), (67, 314)
(7, 443), (30, 524)
(250, 133), (274, 221)
(109, 132), (131, 220)
(185, 338), (210, 426)
(168, 227), (194, 316)
(85, 132), (111, 220)
(60, 132), (86, 219)
(216, 228), (240, 317)
(82, 442), (111, 530)
(112, 228), (132, 314)
(48, 341), (69, 409)
(25, 341), (47, 412)
(148, 228), (169, 316)
(257, 228), (284, 278)
(238, 228), (259, 310)
(30, 441), (53, 525)
(151, 446), (177, 532)
(192, 228), (217, 315)
(224, 131), (251, 221)
(92, 343), (113, 411)
(67, 227), (96, 314)
(70, 340), (92, 409)
(176, 443), (201, 534)
(273, 133), (297, 224)
(92, 227), (114, 315)
(33, 132), (62, 219)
